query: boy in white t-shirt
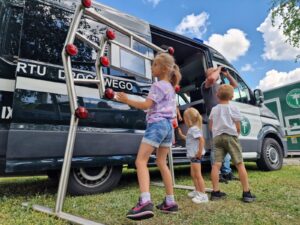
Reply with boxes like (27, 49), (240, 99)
(209, 84), (256, 202)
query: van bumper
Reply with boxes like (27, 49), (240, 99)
(282, 138), (288, 157)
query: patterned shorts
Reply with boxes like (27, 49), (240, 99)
(212, 134), (243, 165)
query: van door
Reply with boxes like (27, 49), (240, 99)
(0, 0), (24, 166)
(5, 0), (153, 172)
(221, 68), (262, 158)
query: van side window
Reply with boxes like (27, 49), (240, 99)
(110, 38), (153, 80)
(177, 93), (190, 106)
(19, 1), (150, 81)
(235, 75), (252, 104)
(13, 90), (59, 122)
(133, 40), (153, 57)
(115, 31), (130, 47)
(0, 3), (23, 58)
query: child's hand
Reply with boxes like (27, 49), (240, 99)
(115, 92), (129, 104)
(177, 114), (183, 121)
(196, 152), (202, 159)
(221, 67), (230, 77)
(177, 127), (186, 139)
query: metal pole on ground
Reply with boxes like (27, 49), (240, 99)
(151, 147), (212, 192)
(22, 3), (105, 224)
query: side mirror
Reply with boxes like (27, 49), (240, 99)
(254, 89), (264, 106)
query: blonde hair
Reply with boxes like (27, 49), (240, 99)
(183, 107), (202, 129)
(217, 84), (234, 101)
(154, 53), (182, 87)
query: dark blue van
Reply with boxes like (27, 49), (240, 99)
(0, 0), (287, 195)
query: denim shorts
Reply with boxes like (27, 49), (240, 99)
(142, 119), (173, 148)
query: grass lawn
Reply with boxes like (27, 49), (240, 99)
(0, 163), (300, 225)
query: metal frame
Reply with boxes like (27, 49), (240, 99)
(152, 150), (212, 192)
(23, 2), (204, 224)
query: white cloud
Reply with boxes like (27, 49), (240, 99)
(257, 68), (300, 91)
(205, 29), (250, 62)
(175, 12), (209, 39)
(241, 63), (254, 72)
(145, 0), (161, 7)
(257, 11), (300, 60)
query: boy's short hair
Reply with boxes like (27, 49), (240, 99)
(217, 84), (234, 101)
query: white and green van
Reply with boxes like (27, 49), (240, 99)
(264, 81), (300, 154)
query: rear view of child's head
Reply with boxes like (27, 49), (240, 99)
(183, 107), (202, 129)
(153, 53), (181, 87)
(217, 84), (234, 101)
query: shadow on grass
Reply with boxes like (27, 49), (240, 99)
(0, 177), (58, 197)
(0, 163), (258, 198)
(118, 164), (209, 187)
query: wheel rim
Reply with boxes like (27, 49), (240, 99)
(266, 144), (279, 165)
(73, 166), (113, 188)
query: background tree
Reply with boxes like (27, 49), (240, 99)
(271, 0), (300, 49)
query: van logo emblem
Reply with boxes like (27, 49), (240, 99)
(286, 89), (300, 109)
(240, 117), (251, 136)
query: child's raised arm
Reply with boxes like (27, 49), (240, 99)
(115, 92), (153, 110)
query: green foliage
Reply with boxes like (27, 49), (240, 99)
(271, 0), (300, 49)
(1, 164), (300, 225)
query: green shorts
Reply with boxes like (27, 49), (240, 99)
(212, 134), (243, 165)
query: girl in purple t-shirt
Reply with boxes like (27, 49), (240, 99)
(116, 52), (181, 220)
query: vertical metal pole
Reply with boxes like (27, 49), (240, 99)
(168, 149), (176, 186)
(54, 4), (84, 213)
(55, 53), (79, 213)
(65, 5), (84, 48)
(95, 38), (107, 98)
(130, 36), (133, 49)
(55, 115), (79, 213)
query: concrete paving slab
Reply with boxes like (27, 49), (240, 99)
(283, 157), (300, 165)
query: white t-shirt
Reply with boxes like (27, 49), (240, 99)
(186, 126), (206, 158)
(209, 103), (242, 138)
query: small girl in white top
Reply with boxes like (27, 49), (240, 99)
(178, 107), (209, 203)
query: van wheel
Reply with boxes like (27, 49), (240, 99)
(256, 138), (283, 171)
(68, 165), (122, 195)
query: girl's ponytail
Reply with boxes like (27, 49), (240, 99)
(170, 64), (182, 88)
(196, 112), (202, 129)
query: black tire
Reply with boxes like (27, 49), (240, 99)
(256, 138), (283, 171)
(67, 165), (123, 195)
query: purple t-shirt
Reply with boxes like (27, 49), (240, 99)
(146, 80), (176, 123)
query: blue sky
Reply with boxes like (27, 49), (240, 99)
(97, 0), (300, 90)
